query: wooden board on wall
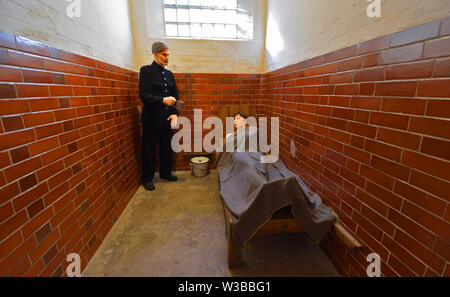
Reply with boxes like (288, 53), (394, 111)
(218, 104), (257, 135)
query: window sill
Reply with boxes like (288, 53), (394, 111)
(163, 36), (253, 41)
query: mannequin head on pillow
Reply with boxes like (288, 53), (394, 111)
(233, 111), (248, 130)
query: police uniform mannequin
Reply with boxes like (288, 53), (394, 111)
(139, 41), (179, 191)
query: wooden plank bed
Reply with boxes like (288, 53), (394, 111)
(215, 104), (362, 268)
(221, 197), (362, 268)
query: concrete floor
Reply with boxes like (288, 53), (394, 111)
(82, 171), (340, 277)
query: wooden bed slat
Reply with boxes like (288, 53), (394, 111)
(333, 222), (362, 251)
(258, 218), (304, 234)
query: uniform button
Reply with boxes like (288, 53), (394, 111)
(165, 84), (167, 86)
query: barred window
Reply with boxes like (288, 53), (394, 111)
(163, 0), (253, 40)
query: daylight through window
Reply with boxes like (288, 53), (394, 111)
(163, 0), (253, 40)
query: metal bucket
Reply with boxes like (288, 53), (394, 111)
(190, 157), (210, 177)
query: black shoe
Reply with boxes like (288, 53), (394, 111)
(160, 175), (178, 182)
(144, 181), (155, 191)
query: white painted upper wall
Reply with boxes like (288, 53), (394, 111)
(265, 0), (450, 72)
(130, 0), (267, 74)
(0, 0), (137, 70)
(1, 0), (450, 74)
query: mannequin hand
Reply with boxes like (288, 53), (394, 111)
(163, 97), (176, 106)
(168, 115), (178, 128)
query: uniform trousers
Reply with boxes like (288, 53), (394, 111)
(141, 124), (173, 183)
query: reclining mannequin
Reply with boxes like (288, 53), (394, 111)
(215, 112), (339, 266)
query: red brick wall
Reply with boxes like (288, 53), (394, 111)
(259, 17), (450, 276)
(0, 31), (142, 276)
(172, 73), (261, 170)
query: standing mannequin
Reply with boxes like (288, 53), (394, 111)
(139, 41), (179, 191)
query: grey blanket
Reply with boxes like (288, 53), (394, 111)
(215, 127), (338, 256)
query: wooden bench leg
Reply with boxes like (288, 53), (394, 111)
(222, 198), (243, 268)
(227, 226), (242, 269)
(228, 227), (236, 269)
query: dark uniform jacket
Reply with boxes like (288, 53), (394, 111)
(139, 61), (179, 127)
